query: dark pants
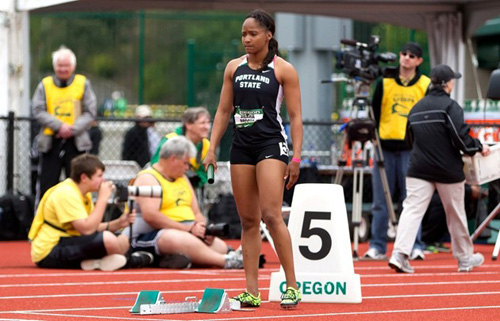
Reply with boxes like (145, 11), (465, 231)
(36, 233), (107, 269)
(36, 137), (83, 204)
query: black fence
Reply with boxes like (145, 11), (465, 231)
(0, 114), (341, 202)
(1, 114), (498, 220)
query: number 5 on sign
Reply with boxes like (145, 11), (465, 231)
(269, 183), (362, 303)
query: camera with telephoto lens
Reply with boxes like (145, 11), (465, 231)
(336, 35), (397, 82)
(205, 223), (230, 237)
(114, 184), (163, 203)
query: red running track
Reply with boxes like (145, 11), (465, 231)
(0, 240), (499, 321)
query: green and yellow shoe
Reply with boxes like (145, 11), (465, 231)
(280, 287), (301, 308)
(231, 291), (261, 307)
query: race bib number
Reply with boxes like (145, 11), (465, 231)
(234, 107), (264, 128)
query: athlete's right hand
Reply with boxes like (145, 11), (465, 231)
(203, 150), (218, 172)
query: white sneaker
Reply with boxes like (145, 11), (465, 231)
(81, 254), (127, 271)
(388, 253), (414, 273)
(410, 248), (425, 260)
(363, 248), (387, 260)
(458, 253), (484, 272)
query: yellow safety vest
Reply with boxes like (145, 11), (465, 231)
(379, 76), (430, 141)
(42, 74), (86, 135)
(139, 167), (195, 222)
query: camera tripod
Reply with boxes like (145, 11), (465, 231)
(333, 80), (398, 259)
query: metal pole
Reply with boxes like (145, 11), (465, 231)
(138, 10), (145, 105)
(7, 111), (15, 193)
(187, 39), (195, 107)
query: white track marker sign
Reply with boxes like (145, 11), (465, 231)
(269, 183), (362, 303)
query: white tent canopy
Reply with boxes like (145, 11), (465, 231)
(2, 0), (500, 115)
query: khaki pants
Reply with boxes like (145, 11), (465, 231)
(393, 177), (473, 261)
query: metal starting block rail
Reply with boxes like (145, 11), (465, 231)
(130, 288), (240, 315)
(140, 296), (199, 315)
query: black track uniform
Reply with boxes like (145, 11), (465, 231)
(231, 56), (289, 164)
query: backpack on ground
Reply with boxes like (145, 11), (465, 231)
(208, 193), (241, 239)
(0, 192), (35, 240)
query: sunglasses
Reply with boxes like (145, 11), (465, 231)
(401, 52), (417, 59)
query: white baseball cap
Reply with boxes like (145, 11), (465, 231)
(135, 105), (153, 118)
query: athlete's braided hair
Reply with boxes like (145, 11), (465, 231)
(246, 9), (279, 71)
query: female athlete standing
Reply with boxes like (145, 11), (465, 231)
(204, 9), (303, 308)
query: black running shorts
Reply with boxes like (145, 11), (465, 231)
(230, 141), (289, 165)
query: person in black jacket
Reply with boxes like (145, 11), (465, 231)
(122, 105), (160, 168)
(388, 64), (490, 274)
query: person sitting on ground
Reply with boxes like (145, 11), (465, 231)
(28, 153), (152, 271)
(150, 107), (211, 189)
(121, 136), (243, 269)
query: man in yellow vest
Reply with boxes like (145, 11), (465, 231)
(32, 46), (96, 204)
(150, 107), (211, 188)
(122, 136), (243, 269)
(363, 42), (431, 261)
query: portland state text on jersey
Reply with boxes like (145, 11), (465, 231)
(234, 107), (264, 128)
(234, 73), (270, 89)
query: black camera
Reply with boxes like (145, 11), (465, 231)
(336, 35), (397, 82)
(114, 184), (163, 203)
(205, 223), (230, 238)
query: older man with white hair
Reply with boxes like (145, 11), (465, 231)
(32, 46), (97, 204)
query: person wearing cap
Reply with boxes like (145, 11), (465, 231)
(32, 46), (97, 204)
(364, 42), (431, 261)
(388, 64), (490, 273)
(122, 105), (161, 168)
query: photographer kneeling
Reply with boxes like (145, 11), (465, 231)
(121, 136), (243, 269)
(28, 154), (151, 271)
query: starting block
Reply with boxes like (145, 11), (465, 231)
(197, 288), (235, 313)
(130, 288), (239, 315)
(130, 290), (164, 314)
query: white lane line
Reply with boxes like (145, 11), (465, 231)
(363, 280), (500, 287)
(364, 290), (500, 299)
(1, 271), (499, 288)
(354, 264), (500, 270)
(2, 275), (500, 292)
(0, 319), (43, 321)
(362, 271), (500, 277)
(0, 288), (246, 300)
(2, 285), (500, 302)
(1, 265), (498, 279)
(189, 305), (500, 320)
(0, 268), (273, 278)
(0, 276), (253, 288)
(8, 304), (500, 321)
(13, 311), (174, 321)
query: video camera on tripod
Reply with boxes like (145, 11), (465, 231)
(336, 35), (397, 83)
(322, 35), (399, 258)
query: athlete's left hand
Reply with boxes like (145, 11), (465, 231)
(284, 161), (300, 190)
